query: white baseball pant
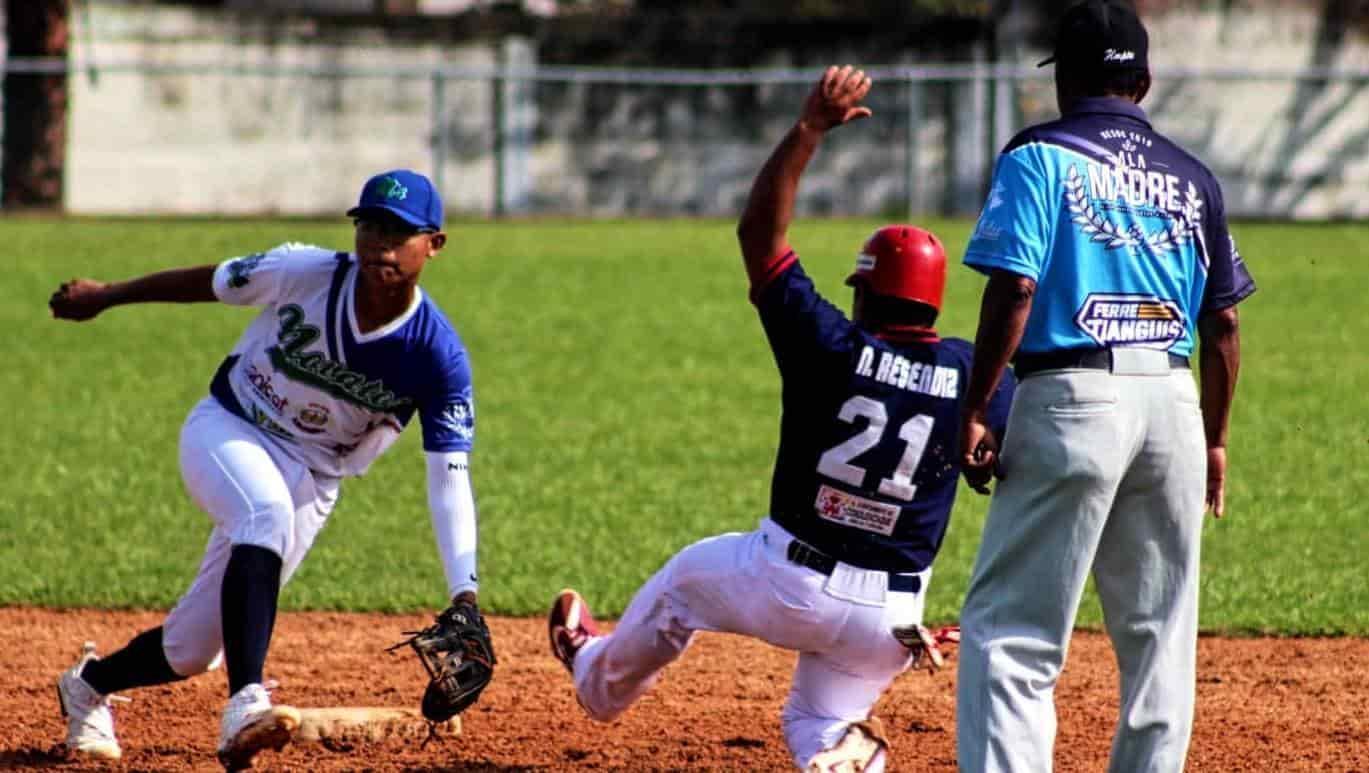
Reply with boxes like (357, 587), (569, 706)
(572, 517), (929, 771)
(161, 397), (339, 677)
(956, 353), (1206, 773)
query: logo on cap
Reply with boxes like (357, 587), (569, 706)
(1038, 0), (1149, 71)
(347, 169), (443, 231)
(373, 176), (409, 201)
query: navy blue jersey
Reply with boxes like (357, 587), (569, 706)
(752, 253), (1015, 573)
(964, 97), (1256, 357)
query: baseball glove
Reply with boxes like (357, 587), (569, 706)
(388, 600), (496, 722)
(892, 624), (961, 675)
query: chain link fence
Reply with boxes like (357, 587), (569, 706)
(3, 58), (1368, 219)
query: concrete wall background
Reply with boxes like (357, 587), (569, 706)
(46, 3), (1369, 218)
(1139, 8), (1369, 219)
(63, 5), (500, 216)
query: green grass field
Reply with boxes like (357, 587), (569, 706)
(2, 216), (1365, 634)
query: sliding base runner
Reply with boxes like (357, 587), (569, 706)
(547, 64), (1016, 772)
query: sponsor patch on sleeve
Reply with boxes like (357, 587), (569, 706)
(1075, 292), (1186, 350)
(815, 484), (900, 536)
(225, 252), (267, 289)
(438, 397), (475, 442)
(971, 182), (1007, 242)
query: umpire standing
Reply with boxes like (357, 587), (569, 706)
(953, 1), (1256, 771)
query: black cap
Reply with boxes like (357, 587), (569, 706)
(1038, 0), (1149, 73)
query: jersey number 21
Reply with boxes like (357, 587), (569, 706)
(817, 396), (933, 502)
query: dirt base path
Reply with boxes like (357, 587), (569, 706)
(5, 608), (1367, 771)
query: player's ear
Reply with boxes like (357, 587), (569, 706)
(427, 232), (447, 256)
(1133, 71), (1152, 105)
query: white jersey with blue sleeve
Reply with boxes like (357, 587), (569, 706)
(963, 97), (1256, 358)
(209, 242), (475, 478)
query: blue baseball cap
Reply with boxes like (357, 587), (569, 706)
(346, 169), (443, 231)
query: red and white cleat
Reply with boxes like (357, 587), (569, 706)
(548, 588), (600, 675)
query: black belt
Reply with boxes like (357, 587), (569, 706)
(1014, 348), (1189, 379)
(786, 541), (922, 594)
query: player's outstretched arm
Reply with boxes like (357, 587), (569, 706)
(49, 265), (219, 321)
(736, 65), (872, 273)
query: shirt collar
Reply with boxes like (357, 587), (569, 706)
(872, 324), (940, 344)
(1065, 96), (1151, 128)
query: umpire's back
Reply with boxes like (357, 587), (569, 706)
(965, 100), (1253, 361)
(964, 0), (1254, 358)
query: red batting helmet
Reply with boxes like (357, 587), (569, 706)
(845, 225), (947, 312)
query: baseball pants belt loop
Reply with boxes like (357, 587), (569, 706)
(785, 540), (922, 594)
(1013, 347), (1189, 379)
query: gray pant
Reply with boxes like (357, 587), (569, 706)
(956, 354), (1206, 773)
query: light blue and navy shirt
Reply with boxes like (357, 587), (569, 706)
(964, 97), (1256, 357)
(750, 253), (1015, 572)
(209, 243), (474, 478)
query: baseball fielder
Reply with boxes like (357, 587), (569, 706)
(955, 3), (1256, 771)
(547, 66), (1016, 772)
(47, 170), (491, 769)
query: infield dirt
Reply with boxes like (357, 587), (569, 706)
(5, 608), (1366, 771)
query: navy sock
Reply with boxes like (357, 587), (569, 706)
(220, 544), (283, 697)
(79, 626), (186, 695)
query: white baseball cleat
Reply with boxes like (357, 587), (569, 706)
(548, 588), (600, 674)
(56, 641), (124, 761)
(216, 682), (301, 771)
(805, 718), (890, 773)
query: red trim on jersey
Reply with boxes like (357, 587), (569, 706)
(874, 324), (941, 344)
(748, 248), (798, 305)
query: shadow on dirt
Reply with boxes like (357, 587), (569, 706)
(403, 765), (545, 772)
(0, 747), (71, 769)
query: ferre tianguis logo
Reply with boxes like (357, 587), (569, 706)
(1075, 293), (1185, 350)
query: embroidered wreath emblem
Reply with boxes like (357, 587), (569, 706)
(1064, 165), (1203, 254)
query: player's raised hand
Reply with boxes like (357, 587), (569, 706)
(50, 278), (112, 321)
(801, 65), (873, 132)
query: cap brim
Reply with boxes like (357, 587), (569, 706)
(346, 203), (433, 229)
